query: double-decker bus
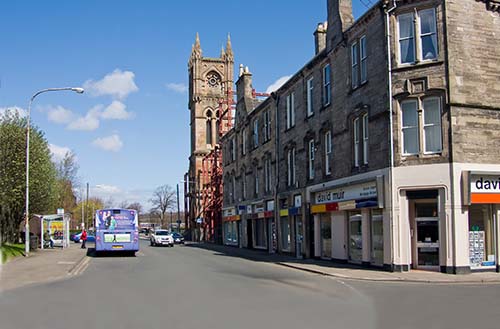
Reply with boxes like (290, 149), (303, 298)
(95, 208), (139, 254)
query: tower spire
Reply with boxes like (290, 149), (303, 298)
(191, 32), (202, 58)
(225, 33), (233, 59)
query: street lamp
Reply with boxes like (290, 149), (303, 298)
(25, 87), (84, 255)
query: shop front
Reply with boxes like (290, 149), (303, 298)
(311, 177), (384, 266)
(278, 195), (303, 257)
(222, 207), (240, 247)
(464, 172), (500, 272)
(248, 201), (274, 251)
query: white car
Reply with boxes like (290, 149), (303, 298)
(150, 229), (174, 247)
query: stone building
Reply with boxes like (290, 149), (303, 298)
(220, 0), (500, 274)
(186, 34), (234, 241)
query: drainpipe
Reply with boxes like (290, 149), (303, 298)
(272, 92), (280, 254)
(385, 0), (397, 270)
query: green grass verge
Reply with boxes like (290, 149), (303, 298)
(1, 243), (25, 264)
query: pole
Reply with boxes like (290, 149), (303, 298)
(24, 97), (33, 254)
(176, 183), (181, 233)
(24, 87), (84, 254)
(81, 195), (84, 229)
(170, 211), (173, 231)
(86, 183), (89, 231)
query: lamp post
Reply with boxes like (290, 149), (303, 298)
(176, 183), (181, 233)
(25, 87), (84, 255)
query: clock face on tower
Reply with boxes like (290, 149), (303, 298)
(206, 72), (221, 88)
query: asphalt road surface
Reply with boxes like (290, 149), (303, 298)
(1, 241), (499, 329)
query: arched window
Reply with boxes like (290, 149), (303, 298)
(206, 110), (213, 145)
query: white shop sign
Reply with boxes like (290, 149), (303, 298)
(470, 174), (500, 193)
(223, 208), (236, 217)
(315, 181), (377, 204)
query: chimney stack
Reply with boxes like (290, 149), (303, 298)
(236, 64), (254, 115)
(327, 0), (354, 50)
(314, 22), (328, 55)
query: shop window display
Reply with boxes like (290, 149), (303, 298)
(469, 205), (496, 268)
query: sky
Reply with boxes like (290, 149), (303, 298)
(0, 0), (371, 211)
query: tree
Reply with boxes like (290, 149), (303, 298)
(72, 197), (104, 230)
(0, 110), (58, 243)
(55, 151), (79, 213)
(149, 185), (176, 228)
(127, 202), (143, 213)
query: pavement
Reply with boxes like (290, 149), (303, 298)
(0, 241), (90, 293)
(188, 242), (500, 284)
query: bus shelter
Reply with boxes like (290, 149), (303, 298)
(40, 214), (71, 249)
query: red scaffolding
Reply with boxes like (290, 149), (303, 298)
(198, 88), (270, 243)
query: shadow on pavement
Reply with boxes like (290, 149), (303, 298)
(183, 242), (382, 272)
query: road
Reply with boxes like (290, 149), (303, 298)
(1, 240), (499, 329)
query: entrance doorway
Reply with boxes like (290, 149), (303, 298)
(412, 201), (440, 270)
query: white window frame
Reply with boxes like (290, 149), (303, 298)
(242, 130), (247, 155)
(398, 12), (416, 64)
(242, 171), (247, 199)
(286, 93), (295, 129)
(354, 118), (360, 167)
(287, 148), (296, 187)
(422, 97), (442, 154)
(232, 175), (236, 203)
(254, 166), (259, 196)
(231, 138), (236, 161)
(398, 8), (438, 65)
(323, 64), (331, 106)
(351, 42), (359, 88)
(264, 158), (271, 193)
(307, 77), (314, 117)
(362, 114), (369, 165)
(265, 110), (271, 141)
(253, 119), (259, 148)
(360, 36), (367, 83)
(419, 8), (438, 62)
(401, 99), (420, 156)
(325, 131), (332, 175)
(308, 139), (315, 180)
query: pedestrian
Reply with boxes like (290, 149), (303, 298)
(81, 229), (87, 249)
(44, 230), (54, 248)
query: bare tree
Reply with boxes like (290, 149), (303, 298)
(127, 202), (143, 213)
(118, 200), (129, 209)
(149, 185), (176, 228)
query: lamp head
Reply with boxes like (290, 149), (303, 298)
(71, 87), (85, 94)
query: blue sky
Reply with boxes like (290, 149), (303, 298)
(0, 0), (370, 210)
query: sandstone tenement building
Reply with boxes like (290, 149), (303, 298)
(210, 0), (500, 274)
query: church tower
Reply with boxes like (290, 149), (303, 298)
(187, 33), (234, 233)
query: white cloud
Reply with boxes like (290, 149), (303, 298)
(90, 185), (153, 209)
(93, 184), (122, 194)
(67, 105), (103, 131)
(46, 105), (74, 124)
(265, 75), (292, 94)
(166, 83), (187, 93)
(0, 106), (27, 117)
(92, 134), (123, 152)
(49, 144), (72, 162)
(101, 100), (133, 120)
(83, 69), (139, 100)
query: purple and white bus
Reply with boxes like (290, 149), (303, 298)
(95, 208), (139, 254)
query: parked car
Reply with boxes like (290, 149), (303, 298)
(72, 232), (96, 243)
(150, 229), (174, 247)
(171, 232), (185, 244)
